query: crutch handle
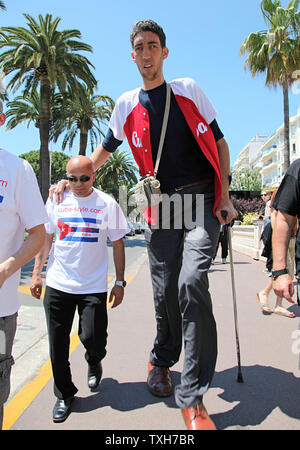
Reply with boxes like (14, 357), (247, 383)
(221, 210), (228, 220)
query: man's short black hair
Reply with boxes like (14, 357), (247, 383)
(130, 20), (166, 48)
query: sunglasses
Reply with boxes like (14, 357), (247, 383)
(66, 175), (91, 183)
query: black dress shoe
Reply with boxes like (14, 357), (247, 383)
(88, 362), (102, 389)
(52, 397), (74, 423)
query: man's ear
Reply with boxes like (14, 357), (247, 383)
(162, 47), (169, 60)
(131, 50), (136, 63)
(0, 113), (6, 126)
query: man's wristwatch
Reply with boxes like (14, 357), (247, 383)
(115, 280), (127, 288)
(271, 268), (289, 280)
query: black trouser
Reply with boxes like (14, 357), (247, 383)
(44, 286), (107, 400)
(213, 227), (228, 260)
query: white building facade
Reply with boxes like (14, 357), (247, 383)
(232, 135), (267, 174)
(233, 107), (300, 188)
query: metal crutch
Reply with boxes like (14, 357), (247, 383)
(221, 211), (244, 383)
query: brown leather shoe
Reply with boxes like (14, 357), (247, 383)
(147, 361), (173, 397)
(181, 403), (217, 430)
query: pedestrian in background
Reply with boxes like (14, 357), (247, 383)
(212, 224), (229, 264)
(261, 189), (272, 228)
(257, 188), (296, 317)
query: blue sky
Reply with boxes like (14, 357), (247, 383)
(0, 0), (299, 167)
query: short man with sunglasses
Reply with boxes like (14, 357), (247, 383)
(30, 155), (129, 423)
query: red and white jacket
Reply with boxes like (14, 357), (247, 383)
(109, 77), (222, 216)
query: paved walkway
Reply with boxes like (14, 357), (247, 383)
(3, 248), (300, 431)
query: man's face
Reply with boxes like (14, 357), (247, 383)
(66, 165), (96, 197)
(261, 192), (270, 203)
(131, 31), (169, 88)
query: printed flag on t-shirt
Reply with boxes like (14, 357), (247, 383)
(57, 217), (101, 242)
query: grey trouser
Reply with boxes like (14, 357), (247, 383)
(0, 313), (17, 430)
(145, 187), (220, 408)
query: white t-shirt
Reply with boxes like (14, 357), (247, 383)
(45, 188), (130, 294)
(0, 149), (48, 317)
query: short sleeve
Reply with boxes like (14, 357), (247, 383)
(107, 95), (128, 142)
(209, 119), (224, 142)
(107, 201), (130, 242)
(44, 198), (56, 234)
(272, 160), (300, 217)
(102, 128), (123, 153)
(16, 160), (48, 230)
(193, 81), (217, 124)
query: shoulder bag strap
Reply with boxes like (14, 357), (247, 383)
(154, 82), (171, 176)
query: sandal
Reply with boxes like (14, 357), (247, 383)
(256, 293), (272, 314)
(274, 306), (296, 318)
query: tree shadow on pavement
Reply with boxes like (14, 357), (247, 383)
(72, 371), (181, 414)
(210, 365), (300, 429)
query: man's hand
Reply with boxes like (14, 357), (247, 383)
(273, 274), (295, 304)
(109, 285), (124, 308)
(0, 224), (45, 289)
(30, 233), (53, 299)
(30, 275), (44, 299)
(49, 180), (69, 204)
(215, 198), (238, 225)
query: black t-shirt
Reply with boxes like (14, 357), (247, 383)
(103, 81), (224, 191)
(272, 158), (300, 274)
(272, 159), (300, 216)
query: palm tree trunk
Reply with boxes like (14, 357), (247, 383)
(282, 78), (290, 174)
(79, 129), (88, 156)
(39, 75), (51, 202)
(112, 171), (119, 202)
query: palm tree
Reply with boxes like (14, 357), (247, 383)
(0, 0), (7, 102)
(52, 83), (114, 156)
(5, 91), (41, 130)
(240, 0), (300, 172)
(5, 90), (64, 139)
(231, 169), (262, 191)
(0, 14), (96, 201)
(95, 149), (138, 201)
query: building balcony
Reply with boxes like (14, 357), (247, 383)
(260, 145), (277, 162)
(261, 160), (277, 172)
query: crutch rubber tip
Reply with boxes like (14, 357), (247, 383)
(237, 373), (244, 383)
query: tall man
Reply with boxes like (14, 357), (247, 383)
(31, 156), (129, 423)
(0, 102), (47, 429)
(55, 19), (237, 430)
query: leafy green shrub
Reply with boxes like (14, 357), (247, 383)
(241, 212), (259, 225)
